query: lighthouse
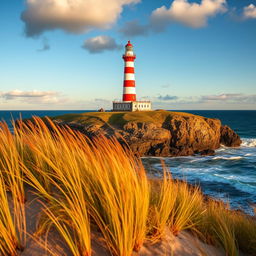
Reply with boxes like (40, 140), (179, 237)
(123, 41), (136, 102)
(113, 41), (152, 112)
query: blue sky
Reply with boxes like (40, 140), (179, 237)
(0, 0), (255, 110)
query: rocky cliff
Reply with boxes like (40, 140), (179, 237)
(52, 110), (242, 157)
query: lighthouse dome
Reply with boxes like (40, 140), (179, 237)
(126, 40), (133, 51)
(125, 40), (134, 56)
(126, 40), (133, 47)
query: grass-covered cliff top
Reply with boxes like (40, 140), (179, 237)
(53, 110), (203, 128)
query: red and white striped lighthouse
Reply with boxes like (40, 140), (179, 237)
(122, 41), (136, 102)
(113, 40), (152, 112)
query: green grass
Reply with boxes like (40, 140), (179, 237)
(53, 110), (202, 129)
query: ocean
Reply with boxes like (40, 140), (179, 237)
(0, 110), (256, 214)
(142, 110), (256, 214)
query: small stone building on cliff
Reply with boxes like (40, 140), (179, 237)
(113, 101), (152, 112)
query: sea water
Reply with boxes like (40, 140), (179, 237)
(142, 110), (256, 214)
(1, 110), (256, 214)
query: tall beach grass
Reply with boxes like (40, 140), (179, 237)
(0, 122), (26, 253)
(0, 117), (255, 255)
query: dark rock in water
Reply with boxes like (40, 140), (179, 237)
(52, 111), (241, 157)
(220, 125), (242, 147)
(200, 149), (215, 156)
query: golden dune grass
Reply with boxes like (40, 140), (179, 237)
(168, 181), (205, 236)
(232, 210), (256, 254)
(0, 117), (255, 256)
(198, 200), (238, 256)
(19, 118), (92, 256)
(0, 122), (26, 253)
(0, 171), (19, 255)
(148, 167), (177, 242)
(17, 117), (149, 256)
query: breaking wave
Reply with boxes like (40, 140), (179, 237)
(212, 156), (243, 160)
(143, 139), (256, 214)
(241, 138), (256, 147)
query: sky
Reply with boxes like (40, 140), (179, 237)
(0, 0), (255, 110)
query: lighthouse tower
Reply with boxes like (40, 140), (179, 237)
(123, 41), (136, 102)
(113, 41), (152, 112)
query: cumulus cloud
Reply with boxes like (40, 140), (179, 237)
(157, 95), (179, 101)
(82, 36), (122, 53)
(243, 4), (256, 19)
(151, 0), (227, 29)
(21, 0), (140, 37)
(119, 20), (150, 37)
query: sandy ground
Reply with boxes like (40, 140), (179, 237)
(12, 188), (231, 256)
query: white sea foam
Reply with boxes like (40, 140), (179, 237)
(241, 138), (256, 147)
(216, 147), (228, 152)
(212, 156), (243, 160)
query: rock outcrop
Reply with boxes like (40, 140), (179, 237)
(220, 125), (242, 147)
(52, 111), (241, 157)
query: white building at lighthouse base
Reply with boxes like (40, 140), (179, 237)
(113, 101), (152, 112)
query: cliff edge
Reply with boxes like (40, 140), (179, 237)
(52, 110), (241, 157)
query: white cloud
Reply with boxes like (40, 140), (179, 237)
(119, 20), (150, 37)
(82, 36), (122, 53)
(243, 4), (256, 19)
(157, 95), (178, 101)
(0, 90), (61, 104)
(201, 93), (241, 101)
(94, 98), (111, 104)
(151, 0), (227, 29)
(0, 90), (114, 109)
(201, 93), (256, 103)
(150, 93), (256, 105)
(21, 0), (140, 37)
(0, 90), (58, 99)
